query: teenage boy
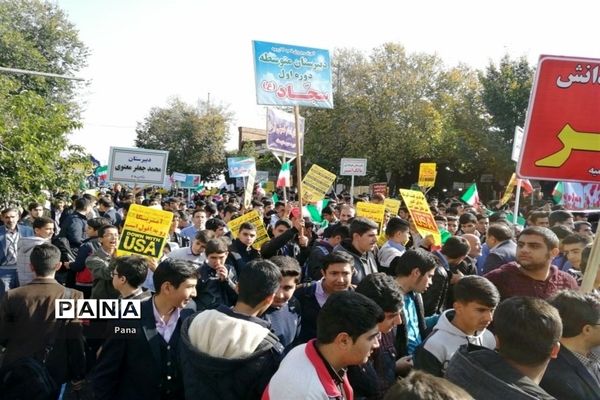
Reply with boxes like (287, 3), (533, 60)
(390, 249), (439, 374)
(16, 216), (55, 285)
(86, 225), (120, 300)
(92, 258), (198, 400)
(335, 217), (379, 284)
(541, 291), (600, 400)
(194, 237), (238, 311)
(378, 217), (411, 274)
(294, 251), (355, 344)
(262, 256), (303, 351)
(227, 222), (261, 275)
(414, 275), (499, 376)
(263, 291), (384, 400)
(304, 223), (350, 282)
(446, 296), (561, 400)
(348, 273), (405, 399)
(180, 209), (207, 240)
(181, 260), (284, 399)
(111, 255), (152, 300)
(168, 230), (215, 267)
(562, 233), (592, 284)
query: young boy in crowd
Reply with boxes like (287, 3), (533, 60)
(377, 217), (411, 274)
(194, 238), (238, 311)
(262, 255), (302, 352)
(414, 275), (499, 376)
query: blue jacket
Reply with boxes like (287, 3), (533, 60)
(0, 225), (34, 266)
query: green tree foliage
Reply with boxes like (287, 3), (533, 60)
(0, 0), (91, 204)
(303, 43), (495, 191)
(135, 98), (232, 180)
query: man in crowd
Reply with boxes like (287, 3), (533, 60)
(227, 222), (261, 275)
(295, 251), (355, 344)
(574, 221), (594, 240)
(86, 225), (120, 300)
(263, 291), (384, 399)
(168, 230), (214, 267)
(19, 202), (45, 227)
(181, 260), (283, 399)
(348, 273), (404, 399)
(93, 258), (197, 400)
(194, 237), (238, 311)
(482, 223), (516, 274)
(180, 209), (207, 241)
(0, 243), (85, 398)
(0, 207), (33, 293)
(377, 217), (411, 274)
(304, 223), (350, 282)
(111, 255), (152, 300)
(16, 216), (54, 286)
(485, 226), (578, 300)
(528, 210), (550, 227)
(335, 217), (379, 284)
(562, 233), (592, 283)
(446, 296), (561, 399)
(415, 275), (498, 377)
(541, 290), (600, 399)
(549, 209), (575, 230)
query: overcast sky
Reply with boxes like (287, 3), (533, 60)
(58, 0), (600, 164)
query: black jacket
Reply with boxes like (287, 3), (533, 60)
(293, 282), (321, 345)
(422, 251), (451, 316)
(227, 238), (261, 276)
(180, 305), (283, 400)
(59, 211), (88, 250)
(446, 345), (556, 400)
(334, 239), (378, 285)
(194, 262), (238, 312)
(540, 346), (600, 400)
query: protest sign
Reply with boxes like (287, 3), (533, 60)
(172, 172), (186, 182)
(400, 189), (441, 246)
(107, 147), (168, 185)
(370, 183), (387, 197)
(117, 204), (172, 258)
(227, 210), (270, 250)
(301, 164), (336, 203)
(356, 202), (386, 232)
(244, 170), (256, 209)
(340, 158), (367, 176)
(558, 182), (600, 210)
(227, 157), (256, 178)
(253, 40), (333, 109)
(418, 163), (437, 188)
(266, 108), (305, 155)
(383, 198), (401, 216)
(180, 174), (201, 189)
(255, 170), (270, 184)
(499, 173), (517, 207)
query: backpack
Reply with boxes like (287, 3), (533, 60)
(0, 289), (72, 400)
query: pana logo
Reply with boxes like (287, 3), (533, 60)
(55, 299), (141, 320)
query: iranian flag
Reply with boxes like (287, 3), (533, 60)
(552, 182), (563, 204)
(520, 178), (534, 195)
(277, 162), (291, 188)
(461, 183), (479, 206)
(95, 165), (108, 182)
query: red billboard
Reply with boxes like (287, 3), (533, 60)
(517, 55), (600, 183)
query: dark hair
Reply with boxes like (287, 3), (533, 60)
(549, 290), (600, 338)
(434, 215), (447, 223)
(113, 255), (149, 288)
(223, 204), (239, 215)
(453, 276), (500, 308)
(251, 200), (264, 208)
(274, 201), (285, 209)
(153, 258), (198, 294)
(322, 251), (354, 271)
(27, 202), (43, 211)
(98, 197), (113, 208)
(204, 238), (229, 255)
(356, 273), (404, 313)
(317, 291), (384, 343)
(269, 256), (301, 282)
(74, 197), (91, 212)
(446, 215), (458, 223)
(97, 225), (118, 238)
(322, 205), (335, 217)
(385, 217), (410, 237)
(549, 210), (573, 226)
(350, 217), (379, 236)
(30, 243), (61, 277)
(549, 225), (572, 240)
(323, 223), (350, 240)
(204, 203), (218, 216)
(494, 297), (562, 366)
(519, 226), (559, 250)
(392, 249), (438, 277)
(528, 210), (549, 224)
(87, 217), (111, 230)
(383, 370), (474, 400)
(489, 212), (508, 223)
(32, 216), (54, 230)
(191, 208), (206, 218)
(194, 229), (215, 243)
(487, 224), (513, 242)
(205, 218), (226, 231)
(459, 213), (477, 226)
(237, 260), (282, 307)
(562, 233), (591, 247)
(476, 214), (488, 222)
(238, 222), (256, 233)
(441, 236), (470, 259)
(274, 218), (292, 229)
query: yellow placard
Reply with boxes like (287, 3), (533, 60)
(301, 164), (336, 203)
(499, 173), (517, 207)
(227, 210), (270, 250)
(264, 181), (275, 193)
(383, 198), (401, 216)
(356, 202), (386, 225)
(399, 189), (441, 246)
(117, 204), (173, 258)
(418, 163), (437, 188)
(244, 171), (256, 209)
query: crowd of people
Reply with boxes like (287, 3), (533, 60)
(0, 183), (598, 400)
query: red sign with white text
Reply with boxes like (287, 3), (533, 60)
(517, 55), (600, 183)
